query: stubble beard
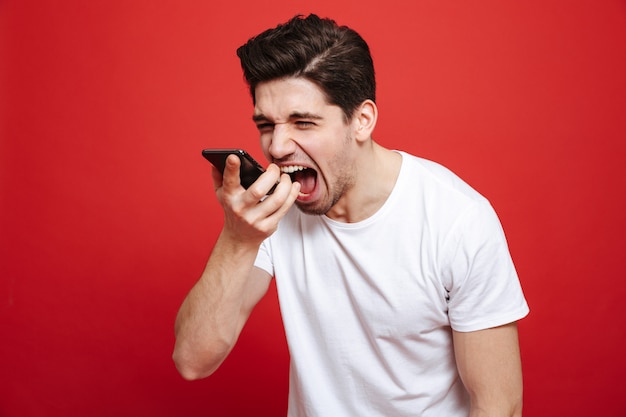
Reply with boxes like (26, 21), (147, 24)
(294, 132), (356, 216)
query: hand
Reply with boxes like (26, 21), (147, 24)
(212, 154), (300, 246)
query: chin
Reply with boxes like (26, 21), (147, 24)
(294, 201), (331, 216)
(294, 181), (342, 216)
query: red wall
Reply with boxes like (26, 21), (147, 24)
(2, 1), (625, 416)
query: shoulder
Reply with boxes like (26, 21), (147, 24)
(397, 151), (486, 204)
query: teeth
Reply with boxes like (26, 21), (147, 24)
(281, 165), (306, 174)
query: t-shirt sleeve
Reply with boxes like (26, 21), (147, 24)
(443, 199), (529, 332)
(254, 238), (274, 277)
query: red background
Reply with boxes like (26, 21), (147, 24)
(2, 0), (625, 416)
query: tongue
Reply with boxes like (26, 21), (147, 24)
(294, 170), (316, 194)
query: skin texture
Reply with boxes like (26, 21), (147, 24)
(172, 155), (296, 379)
(453, 323), (524, 417)
(253, 77), (398, 222)
(173, 76), (524, 416)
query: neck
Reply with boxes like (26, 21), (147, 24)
(326, 142), (402, 223)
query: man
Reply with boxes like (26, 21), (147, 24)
(173, 14), (529, 417)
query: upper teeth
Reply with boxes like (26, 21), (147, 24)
(281, 165), (305, 174)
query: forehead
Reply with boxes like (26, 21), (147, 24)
(253, 77), (336, 119)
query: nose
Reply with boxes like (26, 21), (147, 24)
(267, 123), (296, 161)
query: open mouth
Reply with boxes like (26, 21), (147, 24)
(281, 165), (317, 196)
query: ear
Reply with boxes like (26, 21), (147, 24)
(352, 99), (378, 143)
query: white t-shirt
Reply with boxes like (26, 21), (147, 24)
(254, 152), (529, 417)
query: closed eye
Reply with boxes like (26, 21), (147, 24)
(256, 123), (274, 132)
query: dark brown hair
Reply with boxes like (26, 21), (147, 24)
(236, 14), (376, 121)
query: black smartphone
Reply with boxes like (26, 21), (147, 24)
(201, 149), (276, 194)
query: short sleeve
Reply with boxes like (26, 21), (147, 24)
(254, 238), (274, 277)
(443, 199), (529, 332)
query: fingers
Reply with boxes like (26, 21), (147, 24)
(217, 160), (297, 240)
(268, 175), (300, 219)
(243, 164), (281, 202)
(220, 156), (278, 198)
(230, 173), (299, 238)
(220, 154), (242, 191)
(266, 173), (300, 216)
(211, 165), (223, 191)
(253, 173), (300, 227)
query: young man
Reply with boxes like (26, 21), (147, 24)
(173, 14), (529, 417)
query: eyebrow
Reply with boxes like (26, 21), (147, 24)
(252, 112), (323, 123)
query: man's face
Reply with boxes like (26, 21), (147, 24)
(253, 77), (357, 215)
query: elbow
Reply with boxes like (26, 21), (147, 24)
(509, 396), (523, 417)
(173, 355), (212, 381)
(172, 350), (216, 381)
(176, 367), (211, 381)
(172, 340), (230, 381)
(468, 394), (523, 417)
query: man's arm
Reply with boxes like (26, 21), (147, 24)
(453, 322), (524, 417)
(172, 243), (272, 380)
(172, 155), (299, 380)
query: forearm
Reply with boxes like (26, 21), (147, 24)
(172, 231), (266, 380)
(173, 160), (299, 380)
